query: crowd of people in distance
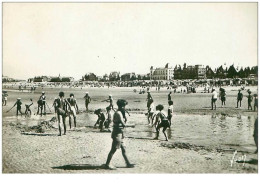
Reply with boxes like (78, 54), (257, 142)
(211, 88), (258, 111)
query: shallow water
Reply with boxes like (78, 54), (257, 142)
(3, 112), (256, 153)
(2, 86), (258, 154)
(124, 113), (257, 152)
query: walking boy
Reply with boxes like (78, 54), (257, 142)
(104, 99), (134, 170)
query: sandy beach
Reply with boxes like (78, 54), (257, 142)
(2, 85), (258, 173)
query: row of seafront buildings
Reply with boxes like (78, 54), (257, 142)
(27, 74), (74, 83)
(6, 63), (256, 84)
(150, 63), (207, 80)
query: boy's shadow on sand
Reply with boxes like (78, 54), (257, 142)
(236, 159), (258, 165)
(52, 164), (133, 170)
(52, 164), (104, 170)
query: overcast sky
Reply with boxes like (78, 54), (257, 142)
(3, 3), (257, 80)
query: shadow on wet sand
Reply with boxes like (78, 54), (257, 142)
(52, 164), (104, 170)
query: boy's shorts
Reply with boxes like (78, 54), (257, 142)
(112, 133), (125, 149)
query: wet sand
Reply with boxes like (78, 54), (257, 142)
(2, 86), (258, 173)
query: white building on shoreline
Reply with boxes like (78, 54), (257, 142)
(150, 63), (174, 80)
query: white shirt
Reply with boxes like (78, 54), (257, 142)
(212, 91), (218, 99)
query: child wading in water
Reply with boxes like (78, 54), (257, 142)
(25, 99), (33, 116)
(121, 100), (130, 123)
(167, 101), (173, 126)
(154, 104), (170, 141)
(104, 106), (112, 131)
(254, 94), (258, 111)
(7, 98), (23, 116)
(148, 99), (155, 125)
(247, 90), (253, 110)
(102, 95), (115, 111)
(94, 109), (106, 132)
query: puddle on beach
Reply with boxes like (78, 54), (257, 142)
(3, 112), (257, 153)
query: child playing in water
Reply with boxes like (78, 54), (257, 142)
(94, 109), (106, 132)
(154, 104), (170, 141)
(8, 98), (23, 116)
(104, 106), (112, 131)
(102, 95), (115, 111)
(148, 99), (155, 125)
(254, 94), (258, 111)
(247, 91), (253, 110)
(25, 99), (33, 116)
(167, 100), (174, 126)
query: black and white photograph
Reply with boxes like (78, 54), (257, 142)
(1, 1), (258, 177)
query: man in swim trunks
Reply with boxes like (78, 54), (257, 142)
(67, 93), (79, 129)
(54, 91), (69, 136)
(84, 92), (91, 111)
